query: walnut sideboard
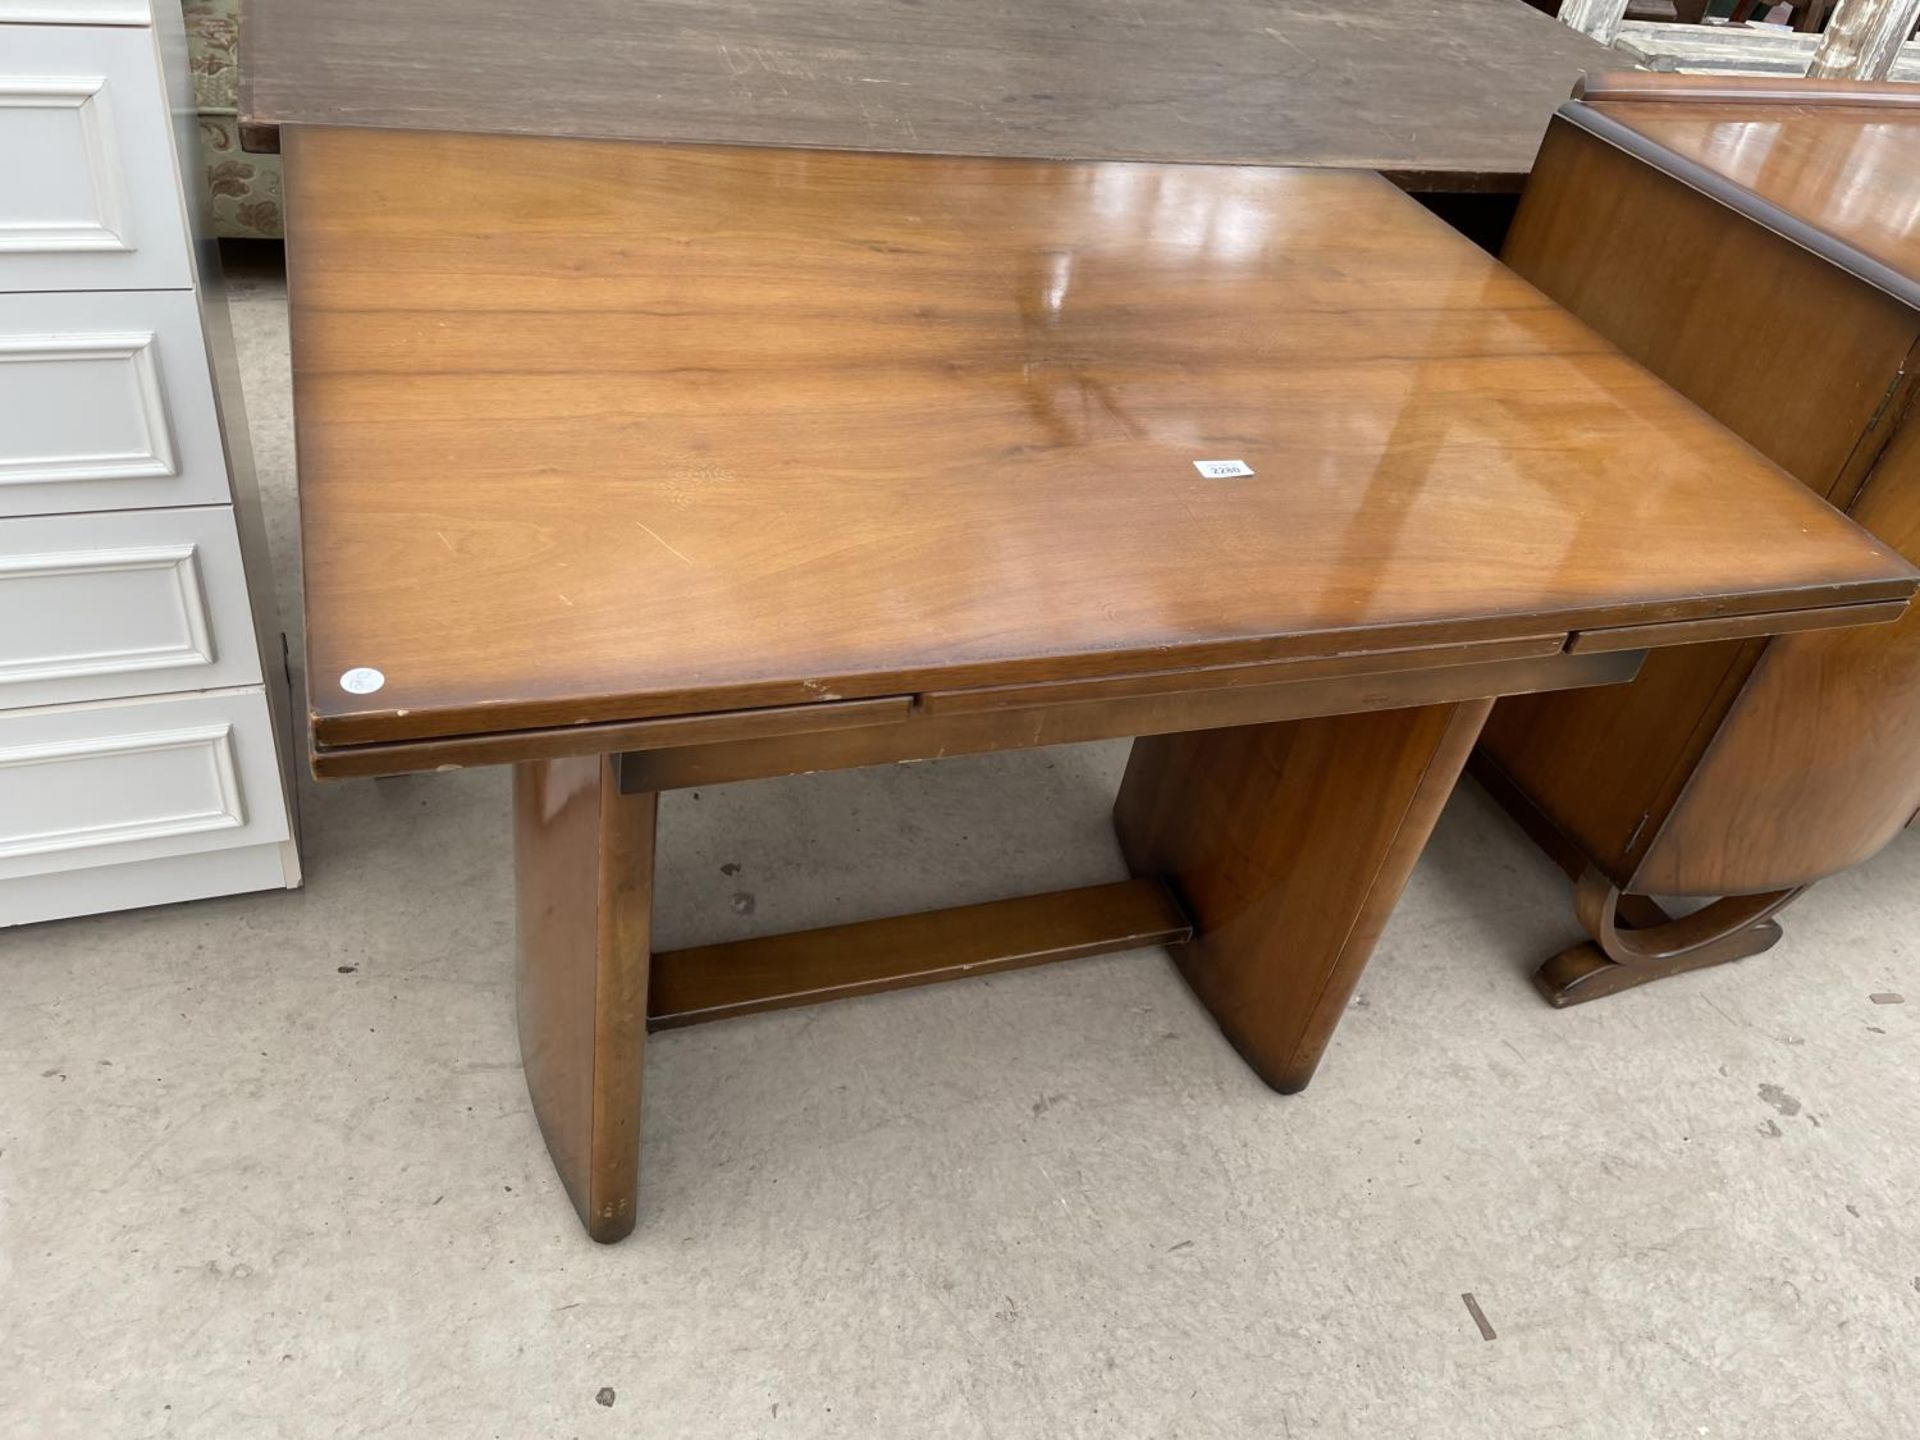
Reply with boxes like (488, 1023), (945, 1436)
(1477, 74), (1920, 1004)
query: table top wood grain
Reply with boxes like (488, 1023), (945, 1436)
(284, 126), (1915, 750)
(242, 0), (1615, 192)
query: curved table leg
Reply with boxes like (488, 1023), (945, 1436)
(514, 756), (657, 1243)
(1533, 867), (1803, 1008)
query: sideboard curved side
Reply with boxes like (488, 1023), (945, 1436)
(1477, 76), (1920, 1004)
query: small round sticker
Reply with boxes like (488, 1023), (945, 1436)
(339, 666), (386, 695)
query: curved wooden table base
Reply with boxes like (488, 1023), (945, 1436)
(1533, 868), (1804, 1008)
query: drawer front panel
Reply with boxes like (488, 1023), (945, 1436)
(0, 506), (262, 708)
(0, 687), (290, 881)
(0, 22), (189, 292)
(0, 289), (228, 514)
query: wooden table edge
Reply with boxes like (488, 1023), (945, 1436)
(311, 644), (1654, 783)
(307, 574), (1916, 750)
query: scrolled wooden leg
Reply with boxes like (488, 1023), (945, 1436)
(1532, 867), (1803, 1008)
(514, 755), (657, 1243)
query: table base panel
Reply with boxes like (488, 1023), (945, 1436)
(1115, 698), (1493, 1092)
(516, 696), (1501, 1241)
(514, 756), (656, 1244)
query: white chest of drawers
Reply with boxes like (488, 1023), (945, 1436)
(0, 0), (300, 925)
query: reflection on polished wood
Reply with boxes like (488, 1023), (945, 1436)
(282, 121), (1920, 1240)
(285, 127), (1909, 751)
(1586, 96), (1920, 287)
(1497, 111), (1919, 507)
(1480, 76), (1920, 1004)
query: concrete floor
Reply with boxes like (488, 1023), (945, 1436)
(5, 264), (1920, 1440)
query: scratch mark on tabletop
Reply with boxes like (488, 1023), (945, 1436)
(633, 520), (694, 566)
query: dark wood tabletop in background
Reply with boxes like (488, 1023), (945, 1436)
(243, 0), (1614, 191)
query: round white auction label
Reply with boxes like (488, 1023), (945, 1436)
(339, 667), (386, 695)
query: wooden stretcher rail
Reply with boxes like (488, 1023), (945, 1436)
(648, 878), (1192, 1029)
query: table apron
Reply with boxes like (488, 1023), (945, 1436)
(617, 647), (1644, 793)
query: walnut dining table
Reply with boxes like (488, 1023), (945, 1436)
(279, 125), (1916, 1242)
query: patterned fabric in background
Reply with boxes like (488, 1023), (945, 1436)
(188, 0), (284, 239)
